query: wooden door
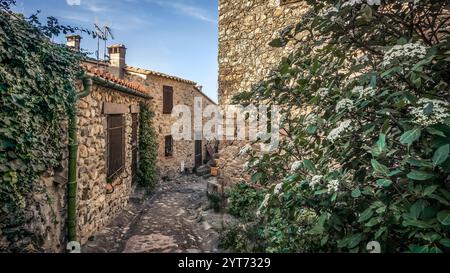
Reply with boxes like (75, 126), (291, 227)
(195, 140), (202, 167)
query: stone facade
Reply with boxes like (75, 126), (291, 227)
(75, 83), (147, 245)
(218, 0), (307, 186)
(126, 69), (217, 178)
(7, 70), (151, 252)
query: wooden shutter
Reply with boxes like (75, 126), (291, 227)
(107, 114), (125, 180)
(165, 135), (173, 157)
(163, 86), (174, 114)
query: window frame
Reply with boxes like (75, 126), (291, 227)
(162, 85), (174, 114)
(164, 135), (173, 157)
(106, 114), (125, 181)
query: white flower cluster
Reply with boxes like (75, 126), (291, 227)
(327, 179), (340, 193)
(274, 183), (283, 195)
(320, 6), (339, 22)
(243, 159), (259, 171)
(336, 98), (354, 112)
(238, 144), (252, 156)
(316, 88), (329, 99)
(327, 120), (353, 142)
(342, 0), (381, 7)
(256, 193), (271, 217)
(410, 98), (450, 127)
(304, 113), (318, 127)
(351, 86), (376, 98)
(355, 55), (370, 66)
(381, 43), (427, 67)
(310, 175), (323, 188)
(291, 160), (302, 173)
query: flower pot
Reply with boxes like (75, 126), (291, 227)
(211, 166), (219, 177)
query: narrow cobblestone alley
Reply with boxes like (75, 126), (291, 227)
(83, 175), (235, 253)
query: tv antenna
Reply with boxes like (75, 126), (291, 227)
(94, 21), (114, 64)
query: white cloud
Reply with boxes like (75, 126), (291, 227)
(147, 0), (217, 24)
(66, 0), (81, 5)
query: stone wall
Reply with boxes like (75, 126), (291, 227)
(75, 84), (146, 245)
(218, 0), (307, 186)
(10, 82), (148, 252)
(126, 73), (216, 179)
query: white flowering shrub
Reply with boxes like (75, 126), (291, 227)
(226, 0), (450, 253)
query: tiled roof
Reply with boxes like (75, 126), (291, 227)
(82, 64), (149, 95)
(125, 66), (197, 85)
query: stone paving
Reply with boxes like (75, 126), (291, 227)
(83, 175), (236, 253)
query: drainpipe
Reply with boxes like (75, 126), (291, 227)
(67, 74), (92, 252)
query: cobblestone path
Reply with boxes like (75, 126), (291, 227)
(83, 175), (234, 253)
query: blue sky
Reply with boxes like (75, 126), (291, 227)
(14, 0), (219, 102)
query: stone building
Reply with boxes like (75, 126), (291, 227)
(124, 65), (217, 178)
(218, 0), (307, 186)
(0, 51), (152, 251)
(75, 40), (217, 179)
(24, 35), (216, 251)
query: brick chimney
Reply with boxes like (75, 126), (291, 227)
(108, 44), (126, 78)
(66, 35), (81, 51)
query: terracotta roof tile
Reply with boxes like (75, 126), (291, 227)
(82, 64), (149, 95)
(125, 65), (197, 85)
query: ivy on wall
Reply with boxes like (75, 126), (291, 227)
(0, 2), (83, 251)
(138, 103), (158, 190)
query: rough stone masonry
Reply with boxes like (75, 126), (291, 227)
(218, 0), (307, 186)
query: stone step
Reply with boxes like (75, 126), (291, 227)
(206, 178), (223, 196)
(195, 165), (210, 176)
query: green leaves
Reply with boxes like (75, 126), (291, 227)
(338, 233), (364, 250)
(138, 104), (158, 189)
(371, 159), (390, 177)
(437, 211), (450, 226)
(432, 144), (449, 167)
(269, 38), (287, 48)
(400, 128), (421, 145)
(407, 170), (434, 181)
(303, 159), (316, 172)
(351, 188), (361, 198)
(358, 208), (374, 223)
(376, 179), (392, 188)
(372, 133), (387, 157)
(224, 0), (450, 254)
(440, 239), (450, 248)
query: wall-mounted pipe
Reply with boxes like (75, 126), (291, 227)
(67, 75), (92, 250)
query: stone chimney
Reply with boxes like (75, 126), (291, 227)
(66, 35), (81, 52)
(108, 44), (126, 78)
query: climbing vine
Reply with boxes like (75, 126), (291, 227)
(0, 1), (85, 251)
(225, 0), (450, 253)
(138, 103), (158, 190)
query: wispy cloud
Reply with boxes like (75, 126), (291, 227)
(66, 0), (81, 6)
(66, 0), (110, 14)
(59, 12), (94, 24)
(147, 0), (217, 24)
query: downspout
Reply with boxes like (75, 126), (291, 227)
(67, 74), (92, 252)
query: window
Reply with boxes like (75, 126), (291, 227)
(163, 86), (174, 114)
(280, 0), (301, 5)
(165, 135), (173, 157)
(107, 114), (125, 180)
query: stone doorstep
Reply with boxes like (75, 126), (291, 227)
(206, 178), (223, 196)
